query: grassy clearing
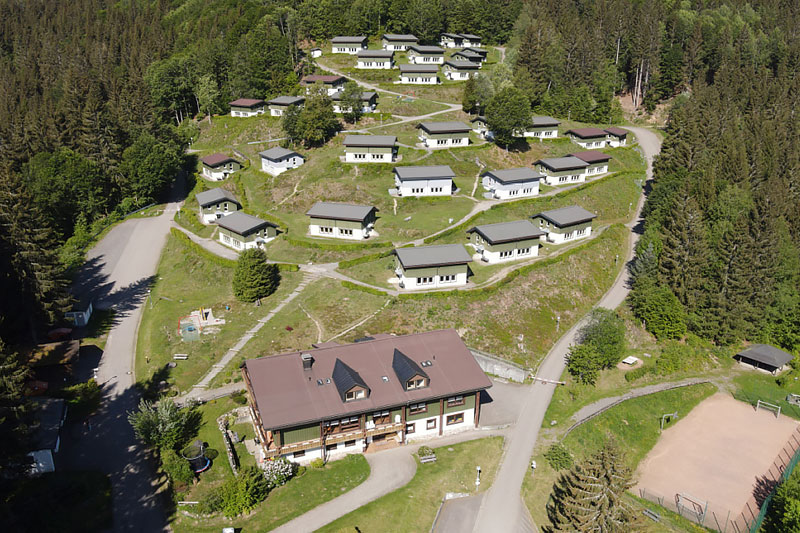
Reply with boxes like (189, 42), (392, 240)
(378, 95), (450, 116)
(1, 470), (112, 532)
(134, 233), (303, 393)
(191, 114), (283, 150)
(522, 382), (717, 530)
(342, 224), (628, 367)
(733, 372), (800, 421)
(209, 277), (390, 387)
(319, 437), (504, 533)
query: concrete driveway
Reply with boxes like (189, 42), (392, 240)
(62, 182), (185, 532)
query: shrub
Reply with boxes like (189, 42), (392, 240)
(579, 308), (626, 367)
(56, 379), (102, 420)
(127, 399), (202, 451)
(161, 448), (194, 487)
(230, 390), (248, 405)
(567, 343), (602, 385)
(233, 248), (280, 302)
(310, 458), (325, 469)
(417, 446), (435, 458)
(263, 457), (294, 488)
(544, 443), (573, 471)
(624, 366), (654, 382)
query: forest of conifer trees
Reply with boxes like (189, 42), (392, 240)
(0, 1), (799, 481)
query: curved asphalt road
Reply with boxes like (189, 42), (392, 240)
(63, 183), (185, 532)
(471, 126), (661, 533)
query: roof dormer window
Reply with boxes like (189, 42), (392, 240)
(406, 377), (427, 390)
(345, 388), (366, 401)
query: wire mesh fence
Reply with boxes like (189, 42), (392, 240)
(638, 426), (800, 532)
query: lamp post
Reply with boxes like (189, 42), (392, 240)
(556, 315), (561, 333)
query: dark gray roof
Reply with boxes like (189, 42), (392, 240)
(306, 201), (376, 222)
(441, 33), (463, 39)
(331, 90), (377, 103)
(531, 116), (560, 127)
(408, 45), (444, 54)
(357, 49), (395, 59)
(536, 156), (588, 172)
(217, 212), (277, 236)
(268, 96), (305, 106)
(444, 60), (480, 70)
(394, 244), (472, 269)
(533, 206), (597, 227)
(332, 359), (370, 402)
(460, 33), (481, 40)
(418, 121), (471, 134)
(332, 36), (367, 44)
(260, 147), (302, 161)
(196, 188), (240, 208)
(30, 398), (66, 450)
(454, 50), (482, 59)
(399, 64), (439, 74)
(383, 34), (418, 41)
(343, 135), (396, 147)
(467, 220), (545, 245)
(464, 47), (488, 55)
(394, 165), (455, 181)
(392, 348), (428, 384)
(736, 344), (794, 368)
(482, 167), (543, 184)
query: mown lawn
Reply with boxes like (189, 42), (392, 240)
(134, 233), (303, 393)
(319, 437), (505, 533)
(522, 382), (718, 531)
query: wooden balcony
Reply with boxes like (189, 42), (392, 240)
(265, 437), (323, 458)
(366, 422), (403, 438)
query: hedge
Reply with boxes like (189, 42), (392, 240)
(338, 249), (395, 269)
(286, 236), (392, 252)
(169, 228), (299, 271)
(340, 281), (391, 297)
(423, 171), (637, 245)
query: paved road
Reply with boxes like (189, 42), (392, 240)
(272, 428), (507, 533)
(63, 184), (186, 531)
(471, 127), (662, 533)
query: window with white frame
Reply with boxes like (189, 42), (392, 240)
(508, 189), (518, 196)
(409, 402), (427, 414)
(345, 388), (365, 401)
(436, 139), (447, 145)
(431, 187), (443, 193)
(319, 226), (334, 234)
(417, 276), (433, 285)
(222, 234), (231, 244)
(353, 153), (366, 159)
(499, 250), (513, 259)
(576, 228), (586, 236)
(523, 188), (533, 195)
(339, 228), (354, 236)
(440, 274), (456, 283)
(564, 231), (574, 240)
(519, 247), (531, 255)
(447, 395), (465, 407)
(411, 187), (424, 194)
(559, 176), (568, 183)
(407, 377), (427, 390)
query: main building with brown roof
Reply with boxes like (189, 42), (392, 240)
(242, 329), (492, 464)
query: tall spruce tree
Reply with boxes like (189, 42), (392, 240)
(548, 439), (642, 532)
(0, 341), (30, 480)
(232, 248), (280, 303)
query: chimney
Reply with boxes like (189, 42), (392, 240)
(301, 353), (314, 370)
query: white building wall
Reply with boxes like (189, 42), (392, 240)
(309, 224), (369, 240)
(202, 167), (228, 181)
(479, 244), (539, 264)
(606, 137), (627, 147)
(543, 172), (586, 186)
(270, 108), (284, 117)
(409, 55), (444, 64)
(395, 177), (452, 197)
(585, 164), (608, 176)
(333, 103), (376, 114)
(218, 232), (265, 251)
(545, 226), (592, 244)
(397, 269), (468, 290)
(572, 138), (607, 149)
(230, 109), (262, 117)
(261, 156), (304, 176)
(523, 128), (558, 139)
(357, 59), (392, 69)
(383, 43), (411, 51)
(420, 135), (469, 148)
(332, 46), (361, 54)
(444, 70), (471, 81)
(345, 151), (393, 163)
(400, 74), (438, 85)
(201, 210), (234, 224)
(483, 178), (539, 200)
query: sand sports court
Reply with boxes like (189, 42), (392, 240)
(635, 393), (800, 528)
